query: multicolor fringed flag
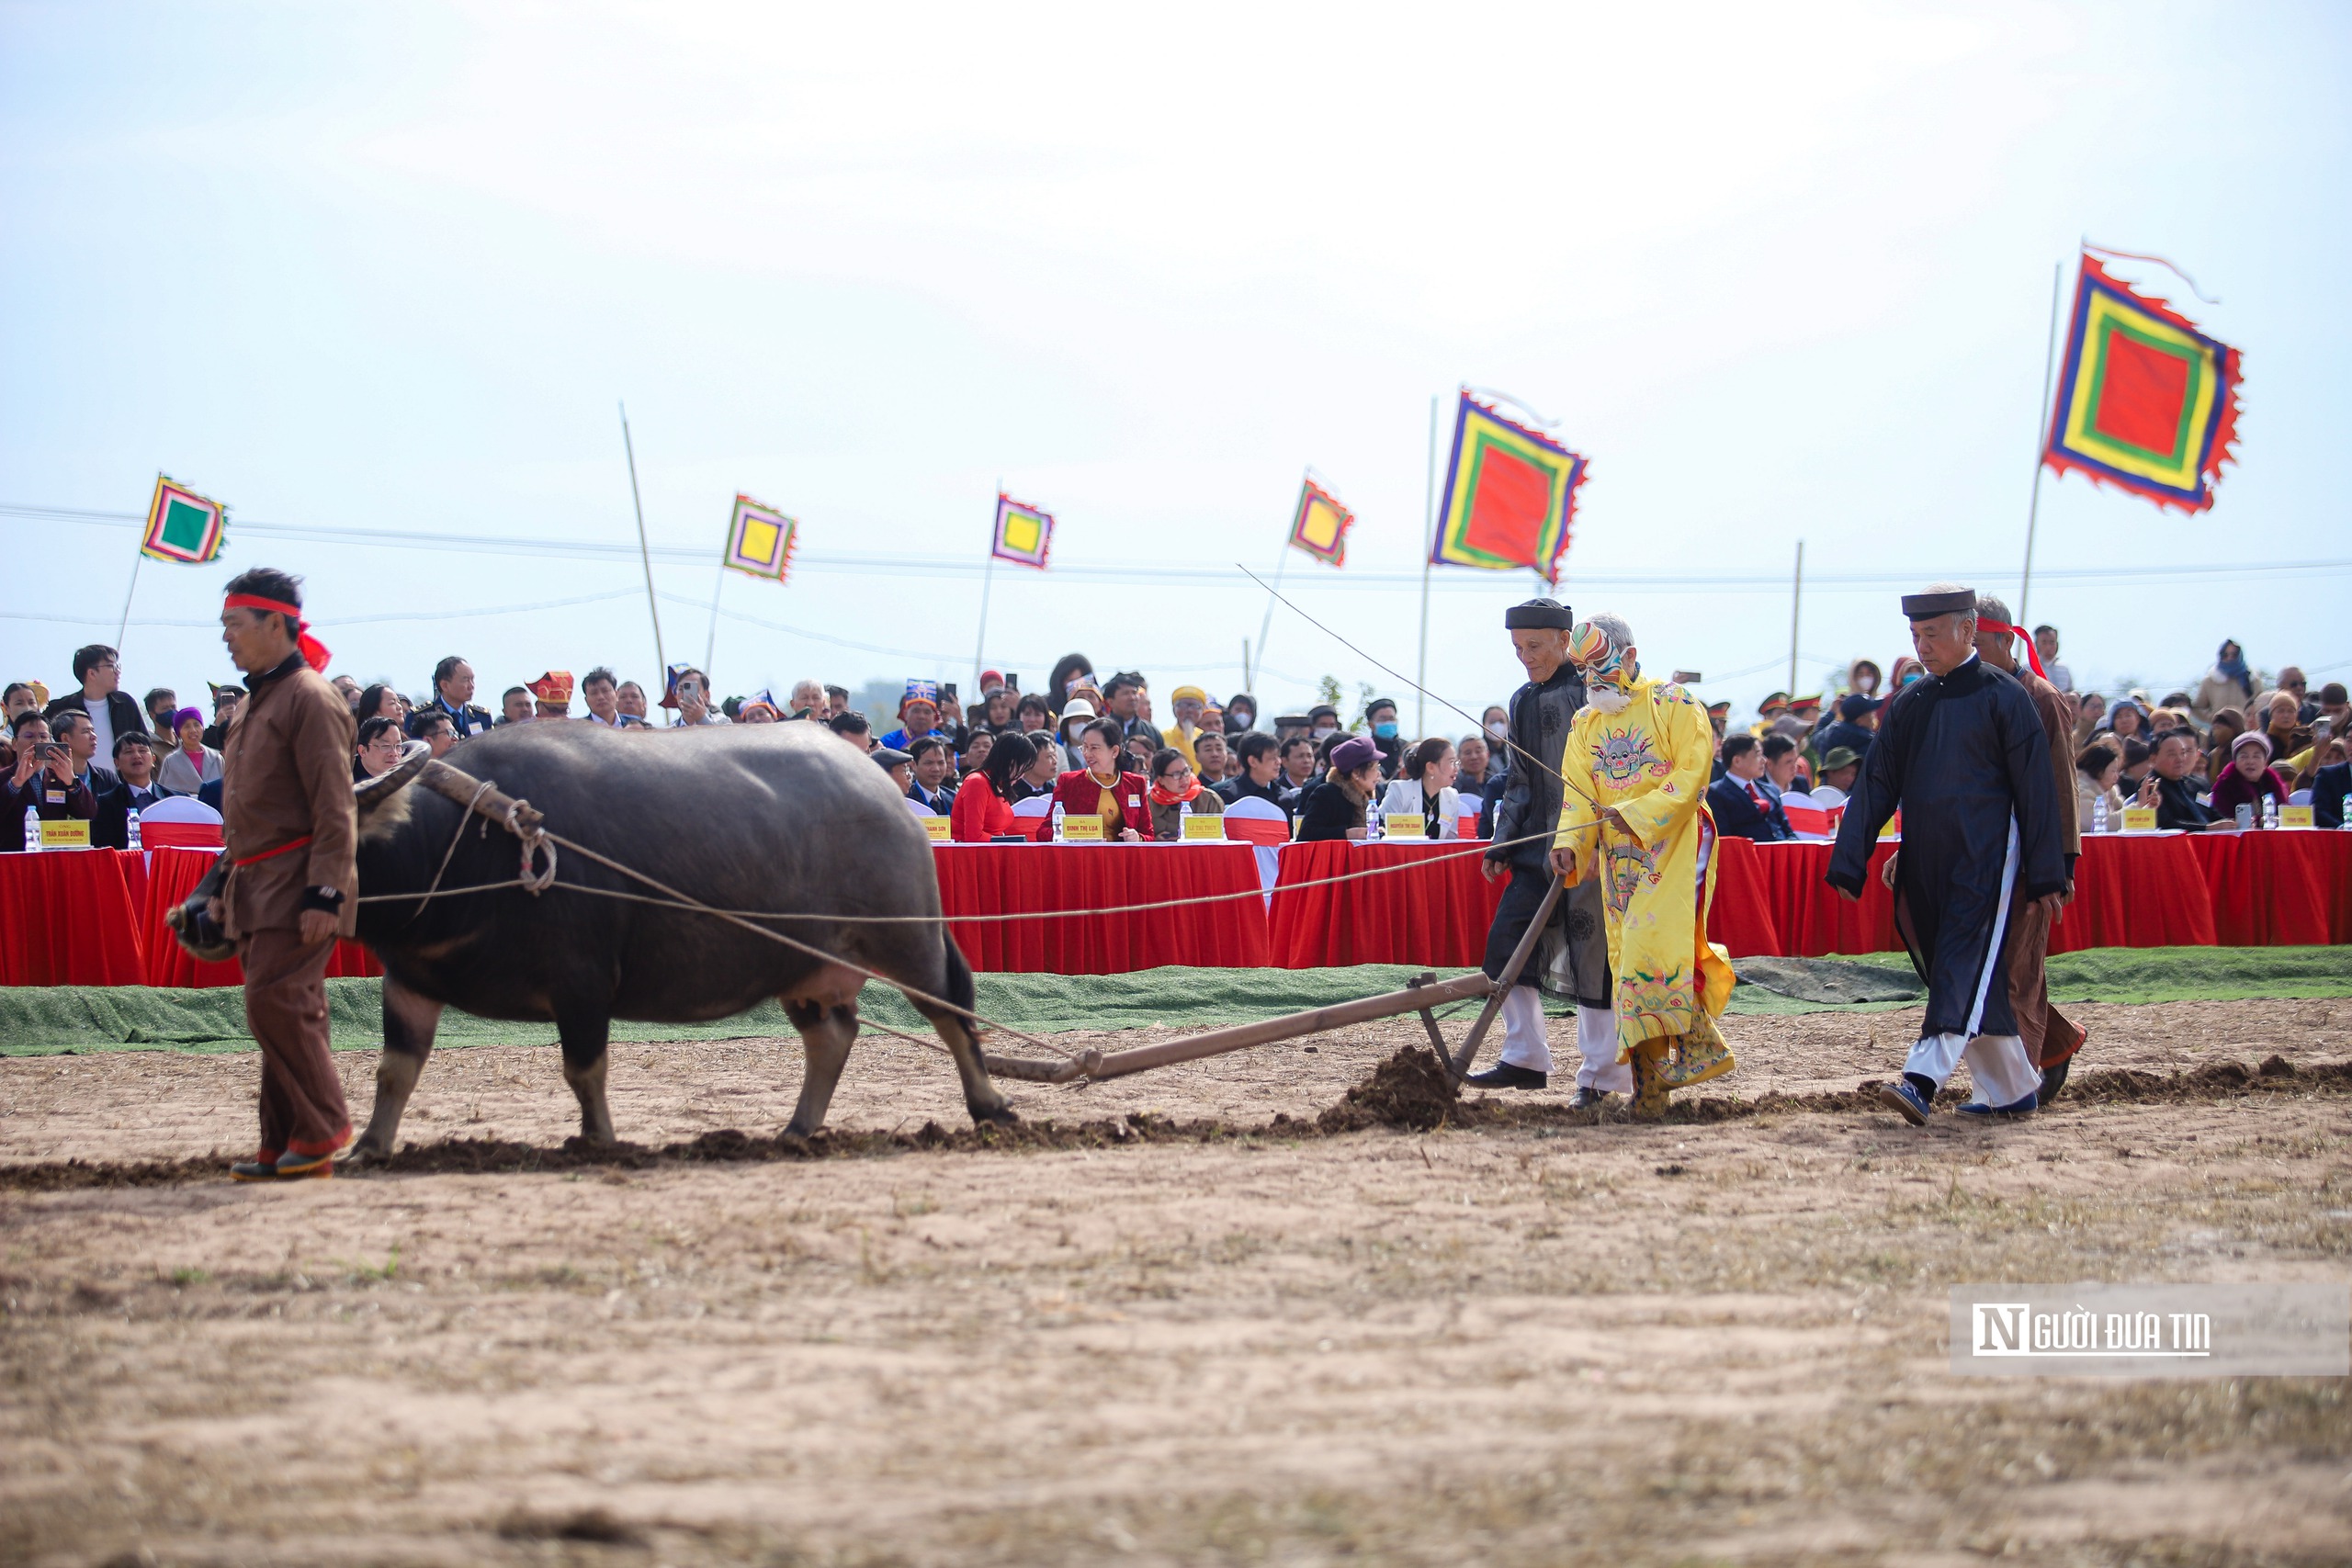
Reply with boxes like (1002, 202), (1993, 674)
(1287, 477), (1353, 567)
(992, 494), (1054, 569)
(1430, 391), (1587, 583)
(723, 493), (797, 581)
(2043, 254), (2243, 513)
(140, 474), (227, 564)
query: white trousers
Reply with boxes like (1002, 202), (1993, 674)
(1498, 989), (1633, 1091)
(1904, 1030), (2041, 1108)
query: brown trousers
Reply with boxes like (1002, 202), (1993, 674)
(239, 927), (351, 1159)
(2007, 894), (2085, 1070)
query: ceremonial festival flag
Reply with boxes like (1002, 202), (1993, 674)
(2042, 254), (2244, 514)
(1287, 477), (1354, 567)
(991, 494), (1054, 569)
(140, 474), (227, 564)
(722, 493), (797, 581)
(1430, 391), (1588, 583)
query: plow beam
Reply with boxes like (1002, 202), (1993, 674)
(979, 970), (1495, 1086)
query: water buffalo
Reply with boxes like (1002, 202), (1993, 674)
(337, 720), (1012, 1157)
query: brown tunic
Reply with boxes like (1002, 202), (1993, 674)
(220, 654), (358, 939)
(2008, 660), (2085, 1068)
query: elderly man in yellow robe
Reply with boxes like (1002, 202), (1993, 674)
(1550, 613), (1736, 1118)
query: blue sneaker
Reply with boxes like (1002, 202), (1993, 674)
(1876, 1079), (1932, 1126)
(1956, 1091), (2039, 1118)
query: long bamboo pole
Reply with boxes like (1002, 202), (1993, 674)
(618, 403), (667, 704)
(1787, 538), (1804, 698)
(1416, 394), (1439, 738)
(2018, 260), (2064, 627)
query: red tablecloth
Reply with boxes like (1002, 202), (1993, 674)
(139, 845), (381, 988)
(933, 842), (1270, 973)
(1731, 840), (1901, 956)
(2049, 832), (2217, 953)
(0, 849), (147, 986)
(2186, 830), (2345, 948)
(1703, 837), (1782, 957)
(1266, 840), (1503, 968)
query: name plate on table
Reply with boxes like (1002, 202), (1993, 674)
(38, 819), (91, 850)
(2120, 807), (2158, 833)
(1181, 813), (1225, 840)
(2280, 805), (2314, 829)
(1059, 816), (1104, 841)
(920, 816), (951, 841)
(1381, 813), (1426, 840)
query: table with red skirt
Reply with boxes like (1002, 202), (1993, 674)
(0, 847), (379, 987)
(0, 832), (2344, 987)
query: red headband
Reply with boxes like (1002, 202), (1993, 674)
(1974, 618), (2047, 682)
(223, 592), (332, 673)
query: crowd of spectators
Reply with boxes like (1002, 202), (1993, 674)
(8, 626), (2349, 855)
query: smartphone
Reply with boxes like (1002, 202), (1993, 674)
(942, 682), (957, 702)
(1005, 674), (1021, 693)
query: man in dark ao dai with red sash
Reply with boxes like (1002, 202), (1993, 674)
(1827, 584), (2067, 1122)
(210, 568), (360, 1179)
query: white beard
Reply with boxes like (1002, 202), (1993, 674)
(1583, 686), (1632, 715)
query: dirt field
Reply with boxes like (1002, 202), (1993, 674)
(4, 1000), (2349, 1566)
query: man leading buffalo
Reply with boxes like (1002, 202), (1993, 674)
(208, 568), (361, 1179)
(1470, 599), (1617, 1104)
(1828, 583), (2066, 1124)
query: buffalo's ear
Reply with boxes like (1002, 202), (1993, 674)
(356, 739), (433, 817)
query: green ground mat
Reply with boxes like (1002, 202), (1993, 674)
(0, 948), (2344, 1057)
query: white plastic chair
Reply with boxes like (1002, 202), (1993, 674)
(1221, 796), (1288, 896)
(2290, 788), (2313, 806)
(1009, 794), (1053, 841)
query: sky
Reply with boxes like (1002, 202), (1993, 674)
(4, 0), (2347, 730)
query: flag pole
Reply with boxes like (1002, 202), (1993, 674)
(973, 483), (999, 693)
(1252, 542), (1289, 699)
(1416, 394), (1438, 739)
(114, 549), (146, 652)
(618, 402), (667, 694)
(1787, 538), (1804, 697)
(2018, 259), (2064, 626)
(700, 512), (729, 677)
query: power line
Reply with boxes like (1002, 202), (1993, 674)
(8, 502), (2347, 593)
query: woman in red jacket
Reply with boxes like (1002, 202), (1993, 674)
(1048, 717), (1150, 841)
(949, 731), (1037, 842)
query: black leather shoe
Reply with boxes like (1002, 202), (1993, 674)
(2037, 1057), (2072, 1107)
(1568, 1087), (1614, 1110)
(1464, 1062), (1547, 1090)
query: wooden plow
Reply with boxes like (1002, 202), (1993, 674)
(978, 875), (1566, 1088)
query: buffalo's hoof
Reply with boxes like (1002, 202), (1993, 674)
(970, 1103), (1021, 1129)
(339, 1139), (393, 1168)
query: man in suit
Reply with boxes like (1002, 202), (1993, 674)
(411, 655), (492, 739)
(44, 643), (147, 773)
(1707, 734), (1795, 841)
(50, 709), (120, 799)
(92, 732), (168, 850)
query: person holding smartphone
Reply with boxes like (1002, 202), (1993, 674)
(4, 713), (96, 846)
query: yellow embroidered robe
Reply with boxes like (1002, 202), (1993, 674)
(1552, 678), (1735, 1058)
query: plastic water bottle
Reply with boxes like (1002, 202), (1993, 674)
(23, 805), (40, 853)
(1049, 802), (1066, 843)
(1365, 805), (1385, 841)
(2263, 794), (2279, 830)
(126, 807), (142, 851)
(2090, 795), (2108, 835)
(1179, 794), (1193, 840)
